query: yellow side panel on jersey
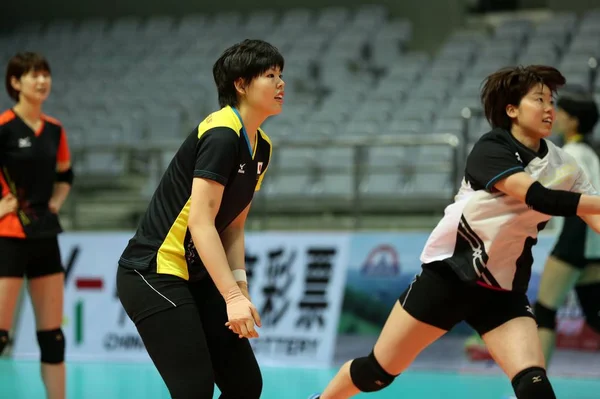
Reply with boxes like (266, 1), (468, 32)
(157, 198), (192, 280)
(155, 107), (242, 280)
(256, 128), (273, 191)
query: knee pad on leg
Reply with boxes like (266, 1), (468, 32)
(0, 330), (8, 355)
(349, 351), (397, 392)
(511, 367), (556, 399)
(575, 284), (600, 333)
(36, 328), (65, 364)
(534, 302), (557, 330)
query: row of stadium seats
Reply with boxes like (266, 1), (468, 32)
(2, 6), (600, 226)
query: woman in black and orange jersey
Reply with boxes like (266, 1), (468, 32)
(0, 52), (74, 399)
(117, 39), (283, 399)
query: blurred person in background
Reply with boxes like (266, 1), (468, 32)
(0, 52), (74, 399)
(535, 88), (600, 366)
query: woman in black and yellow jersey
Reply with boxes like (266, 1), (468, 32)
(0, 52), (74, 399)
(117, 39), (284, 399)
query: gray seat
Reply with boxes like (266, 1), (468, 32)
(360, 173), (408, 195)
(441, 97), (481, 119)
(365, 147), (406, 173)
(412, 172), (455, 196)
(387, 120), (423, 135)
(79, 152), (126, 176)
(433, 117), (465, 134)
(316, 148), (355, 171)
(276, 148), (317, 171)
(417, 145), (455, 165)
(313, 173), (353, 197)
(344, 121), (384, 137)
(396, 101), (437, 124)
(265, 174), (314, 197)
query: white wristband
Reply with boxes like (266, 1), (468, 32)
(232, 269), (247, 283)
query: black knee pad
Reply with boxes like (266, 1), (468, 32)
(0, 330), (8, 355)
(576, 284), (600, 333)
(36, 328), (65, 364)
(349, 351), (397, 392)
(534, 302), (557, 330)
(511, 366), (556, 399)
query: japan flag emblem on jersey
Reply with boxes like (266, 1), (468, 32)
(257, 162), (263, 175)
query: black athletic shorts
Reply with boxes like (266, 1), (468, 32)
(551, 216), (600, 269)
(399, 261), (536, 336)
(0, 236), (64, 278)
(116, 266), (201, 325)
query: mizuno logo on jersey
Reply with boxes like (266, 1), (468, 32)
(526, 305), (534, 315)
(238, 164), (245, 174)
(18, 137), (31, 148)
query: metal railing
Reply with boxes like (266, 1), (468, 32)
(65, 132), (464, 230)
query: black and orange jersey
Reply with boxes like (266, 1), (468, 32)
(0, 109), (71, 238)
(119, 105), (273, 281)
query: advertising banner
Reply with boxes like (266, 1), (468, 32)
(11, 232), (350, 368)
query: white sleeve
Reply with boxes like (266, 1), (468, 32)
(564, 145), (596, 186)
(572, 165), (599, 195)
(563, 144), (599, 195)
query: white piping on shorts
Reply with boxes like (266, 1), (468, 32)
(134, 270), (177, 307)
(401, 277), (417, 307)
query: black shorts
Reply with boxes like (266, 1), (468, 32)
(0, 236), (64, 278)
(551, 216), (600, 269)
(399, 261), (535, 336)
(116, 266), (201, 325)
(116, 266), (262, 398)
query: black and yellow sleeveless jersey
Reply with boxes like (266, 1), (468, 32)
(119, 106), (272, 281)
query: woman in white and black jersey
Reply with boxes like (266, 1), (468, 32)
(535, 88), (600, 366)
(308, 66), (600, 399)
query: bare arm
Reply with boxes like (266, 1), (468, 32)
(494, 172), (600, 216)
(221, 203), (252, 298)
(49, 160), (72, 214)
(221, 203), (251, 272)
(581, 215), (600, 234)
(187, 178), (238, 298)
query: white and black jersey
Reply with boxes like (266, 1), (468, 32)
(561, 140), (600, 259)
(420, 128), (598, 293)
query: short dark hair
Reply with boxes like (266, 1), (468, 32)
(481, 65), (566, 130)
(212, 39), (284, 108)
(5, 52), (51, 102)
(557, 86), (599, 135)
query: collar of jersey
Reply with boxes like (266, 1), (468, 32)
(230, 106), (256, 159)
(566, 134), (584, 144)
(503, 128), (548, 158)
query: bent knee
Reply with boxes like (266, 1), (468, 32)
(219, 364), (262, 399)
(220, 376), (262, 399)
(36, 328), (65, 364)
(534, 302), (557, 330)
(511, 367), (556, 399)
(350, 351), (398, 392)
(576, 284), (600, 333)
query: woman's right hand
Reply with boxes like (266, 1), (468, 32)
(224, 287), (262, 339)
(0, 194), (18, 218)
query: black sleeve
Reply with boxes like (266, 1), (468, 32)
(194, 127), (239, 185)
(465, 135), (525, 191)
